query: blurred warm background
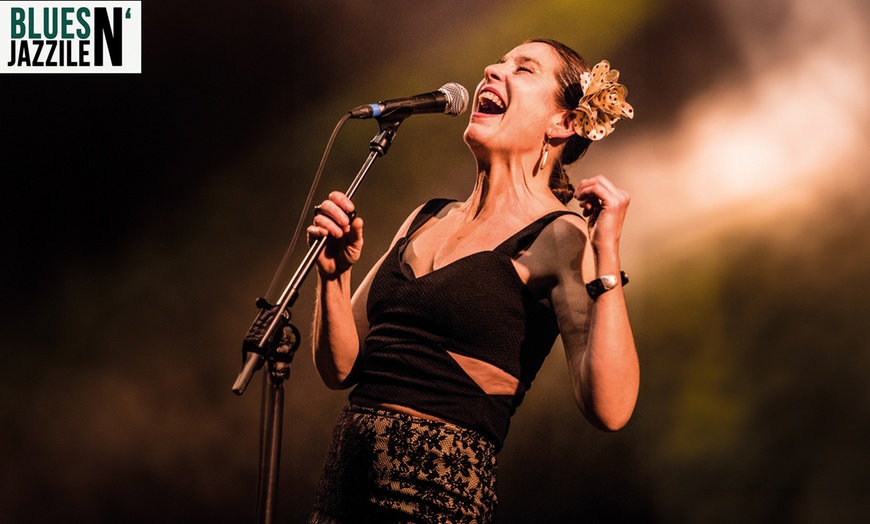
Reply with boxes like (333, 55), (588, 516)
(2, 0), (869, 522)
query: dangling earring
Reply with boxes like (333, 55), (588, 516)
(539, 135), (550, 172)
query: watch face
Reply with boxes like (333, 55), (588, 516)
(600, 274), (618, 289)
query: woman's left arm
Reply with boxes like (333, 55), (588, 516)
(549, 175), (639, 431)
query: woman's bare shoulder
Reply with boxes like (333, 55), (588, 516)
(530, 210), (589, 277)
(547, 210), (588, 248)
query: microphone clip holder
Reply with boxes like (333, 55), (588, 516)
(241, 297), (300, 381)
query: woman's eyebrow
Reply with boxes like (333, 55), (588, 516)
(516, 56), (543, 68)
(499, 55), (543, 69)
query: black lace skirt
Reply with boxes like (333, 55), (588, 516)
(309, 404), (498, 524)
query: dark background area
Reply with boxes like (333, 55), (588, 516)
(2, 0), (869, 522)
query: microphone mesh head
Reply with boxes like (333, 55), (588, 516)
(439, 83), (469, 116)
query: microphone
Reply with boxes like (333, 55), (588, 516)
(349, 83), (469, 120)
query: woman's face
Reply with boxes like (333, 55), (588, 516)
(464, 42), (565, 161)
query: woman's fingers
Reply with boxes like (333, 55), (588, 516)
(311, 192), (357, 238)
(572, 175), (630, 239)
(307, 192), (365, 277)
(575, 176), (629, 211)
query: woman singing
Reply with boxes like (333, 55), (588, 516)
(307, 38), (639, 523)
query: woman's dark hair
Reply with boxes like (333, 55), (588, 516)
(526, 38), (593, 204)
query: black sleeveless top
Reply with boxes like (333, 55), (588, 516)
(350, 199), (578, 451)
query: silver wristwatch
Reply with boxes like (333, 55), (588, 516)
(585, 271), (629, 300)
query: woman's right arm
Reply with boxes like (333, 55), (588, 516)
(309, 192), (421, 389)
(309, 191), (365, 389)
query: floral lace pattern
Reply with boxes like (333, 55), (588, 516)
(573, 60), (634, 141)
(309, 404), (498, 524)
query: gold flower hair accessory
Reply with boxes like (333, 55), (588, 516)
(573, 60), (634, 141)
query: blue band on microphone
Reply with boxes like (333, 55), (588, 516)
(369, 103), (382, 117)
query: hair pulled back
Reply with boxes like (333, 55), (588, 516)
(526, 38), (593, 204)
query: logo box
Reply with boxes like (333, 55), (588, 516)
(1, 1), (141, 73)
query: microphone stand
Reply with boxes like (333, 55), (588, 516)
(232, 115), (406, 524)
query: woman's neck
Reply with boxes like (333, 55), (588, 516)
(463, 154), (557, 220)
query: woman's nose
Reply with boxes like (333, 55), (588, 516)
(484, 63), (503, 81)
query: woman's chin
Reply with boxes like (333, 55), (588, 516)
(463, 120), (494, 148)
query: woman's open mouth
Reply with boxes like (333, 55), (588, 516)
(477, 90), (506, 115)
